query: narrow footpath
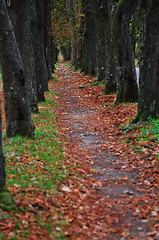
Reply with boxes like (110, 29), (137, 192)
(51, 61), (159, 240)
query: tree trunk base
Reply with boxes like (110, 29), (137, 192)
(38, 93), (46, 102)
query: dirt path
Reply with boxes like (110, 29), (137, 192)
(51, 62), (159, 240)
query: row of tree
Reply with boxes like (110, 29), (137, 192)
(0, 0), (158, 207)
(52, 0), (159, 122)
(0, 0), (57, 202)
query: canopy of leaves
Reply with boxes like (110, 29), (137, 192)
(51, 0), (84, 48)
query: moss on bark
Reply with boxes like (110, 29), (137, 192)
(0, 187), (17, 212)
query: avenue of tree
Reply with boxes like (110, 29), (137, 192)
(52, 0), (159, 119)
(0, 0), (158, 208)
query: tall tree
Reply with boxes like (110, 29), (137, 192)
(95, 0), (107, 82)
(0, 0), (35, 137)
(136, 0), (159, 120)
(31, 0), (49, 102)
(81, 0), (97, 75)
(95, 0), (116, 93)
(113, 0), (139, 103)
(8, 0), (38, 112)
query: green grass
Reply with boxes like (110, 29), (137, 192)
(4, 91), (68, 189)
(140, 116), (159, 143)
(120, 115), (159, 159)
(2, 89), (70, 239)
(55, 62), (60, 68)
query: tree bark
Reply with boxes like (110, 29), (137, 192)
(0, 0), (35, 137)
(113, 0), (138, 103)
(51, 39), (58, 71)
(0, 107), (17, 211)
(31, 0), (49, 102)
(8, 0), (38, 112)
(44, 0), (53, 79)
(136, 0), (159, 120)
(95, 0), (108, 83)
(81, 0), (97, 76)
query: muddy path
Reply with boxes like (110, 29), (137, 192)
(52, 62), (159, 240)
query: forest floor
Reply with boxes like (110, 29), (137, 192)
(0, 60), (158, 239)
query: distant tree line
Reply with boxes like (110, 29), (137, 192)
(52, 0), (159, 122)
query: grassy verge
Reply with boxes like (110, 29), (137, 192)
(1, 88), (70, 239)
(120, 115), (159, 160)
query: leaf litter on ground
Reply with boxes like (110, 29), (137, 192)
(0, 61), (158, 239)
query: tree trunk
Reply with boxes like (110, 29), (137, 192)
(95, 0), (107, 83)
(51, 39), (58, 71)
(8, 0), (38, 112)
(61, 46), (71, 61)
(69, 0), (78, 66)
(31, 0), (49, 102)
(71, 33), (78, 65)
(44, 0), (53, 79)
(113, 0), (138, 103)
(136, 0), (159, 120)
(88, 0), (97, 76)
(0, 0), (35, 137)
(81, 0), (89, 74)
(81, 0), (97, 76)
(0, 108), (17, 211)
(105, 43), (117, 94)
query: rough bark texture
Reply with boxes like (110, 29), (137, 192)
(81, 0), (97, 76)
(104, 43), (117, 94)
(69, 0), (83, 67)
(51, 40), (58, 71)
(114, 0), (138, 103)
(95, 0), (107, 82)
(31, 0), (49, 102)
(71, 33), (78, 66)
(8, 0), (38, 112)
(137, 0), (159, 120)
(0, 0), (35, 137)
(44, 0), (53, 79)
(81, 0), (89, 74)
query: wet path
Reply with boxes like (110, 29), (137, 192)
(52, 62), (158, 240)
